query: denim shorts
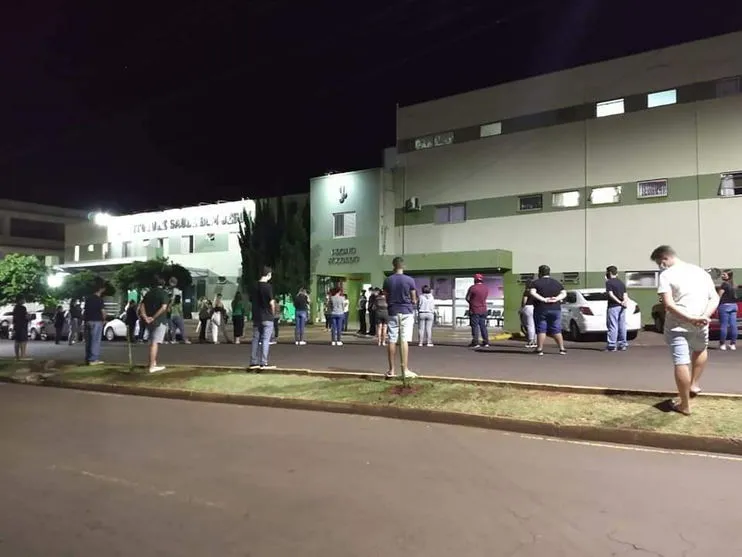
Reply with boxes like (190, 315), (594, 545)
(387, 313), (414, 344)
(535, 308), (561, 335)
(665, 327), (708, 365)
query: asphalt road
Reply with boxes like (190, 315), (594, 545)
(1, 384), (741, 556)
(2, 337), (742, 394)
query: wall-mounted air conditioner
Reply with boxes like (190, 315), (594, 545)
(405, 197), (421, 212)
(517, 273), (535, 284)
(562, 272), (580, 284)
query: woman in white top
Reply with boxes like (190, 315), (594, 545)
(211, 293), (231, 344)
(417, 285), (436, 346)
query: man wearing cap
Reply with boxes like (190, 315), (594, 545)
(466, 273), (490, 348)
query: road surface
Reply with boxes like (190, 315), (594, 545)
(1, 384), (740, 556)
(2, 337), (742, 393)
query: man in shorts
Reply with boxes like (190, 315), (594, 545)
(650, 245), (719, 415)
(139, 274), (170, 373)
(383, 257), (418, 379)
(529, 265), (567, 356)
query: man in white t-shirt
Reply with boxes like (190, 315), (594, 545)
(650, 245), (719, 415)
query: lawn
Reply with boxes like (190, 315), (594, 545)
(1, 360), (741, 440)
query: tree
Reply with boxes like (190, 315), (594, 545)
(55, 270), (115, 301)
(113, 258), (192, 294)
(0, 254), (48, 306)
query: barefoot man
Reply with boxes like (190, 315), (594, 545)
(650, 245), (719, 415)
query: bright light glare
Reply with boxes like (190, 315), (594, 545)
(93, 212), (112, 226)
(47, 273), (66, 288)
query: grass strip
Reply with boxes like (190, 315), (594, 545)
(1, 360), (740, 440)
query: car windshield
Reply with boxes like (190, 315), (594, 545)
(582, 292), (609, 302)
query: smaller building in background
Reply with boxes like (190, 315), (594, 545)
(0, 199), (88, 264)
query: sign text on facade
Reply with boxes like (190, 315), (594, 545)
(328, 247), (360, 265)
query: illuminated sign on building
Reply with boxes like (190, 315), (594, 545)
(106, 200), (256, 239)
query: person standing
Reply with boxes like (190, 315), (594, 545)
(367, 288), (378, 337)
(357, 290), (368, 335)
(605, 265), (629, 352)
(53, 305), (65, 344)
(717, 270), (737, 351)
(211, 294), (231, 344)
(374, 288), (389, 347)
(83, 279), (107, 366)
(139, 275), (169, 373)
(417, 285), (436, 347)
(12, 296), (29, 361)
(383, 257), (418, 379)
(231, 291), (246, 344)
(169, 295), (190, 344)
(68, 299), (82, 345)
(465, 273), (490, 348)
(651, 245), (719, 415)
(294, 287), (309, 345)
(329, 289), (345, 346)
(197, 298), (211, 344)
(271, 297), (282, 344)
(342, 293), (350, 332)
(249, 266), (276, 370)
(124, 300), (138, 344)
(323, 294), (332, 331)
(520, 281), (536, 349)
(529, 265), (567, 356)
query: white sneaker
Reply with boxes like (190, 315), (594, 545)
(149, 366), (165, 373)
(418, 343), (423, 347)
(332, 341), (337, 346)
(427, 343), (434, 347)
(184, 340), (191, 345)
(295, 341), (300, 345)
(720, 344), (728, 351)
(337, 341), (343, 346)
(402, 370), (418, 378)
(299, 341), (307, 346)
(731, 344), (737, 351)
(235, 339), (240, 345)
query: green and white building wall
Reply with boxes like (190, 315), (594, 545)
(312, 31), (742, 332)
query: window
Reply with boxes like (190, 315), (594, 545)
(589, 186), (622, 205)
(517, 273), (534, 284)
(142, 239), (150, 246)
(9, 218), (65, 242)
(181, 235), (194, 253)
(73, 245), (80, 262)
(206, 233), (215, 242)
(480, 122), (502, 138)
(333, 211), (357, 238)
(719, 172), (742, 197)
(596, 98), (625, 118)
(647, 89), (677, 108)
(518, 194), (543, 212)
(122, 241), (132, 258)
(414, 131), (454, 150)
(552, 190), (580, 208)
(565, 292), (578, 304)
(434, 204), (466, 224)
(102, 242), (110, 259)
(87, 244), (95, 253)
(625, 271), (659, 288)
(637, 179), (668, 199)
(562, 272), (580, 284)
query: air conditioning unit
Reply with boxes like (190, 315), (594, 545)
(405, 197), (421, 212)
(216, 276), (227, 285)
(517, 273), (535, 284)
(562, 272), (580, 284)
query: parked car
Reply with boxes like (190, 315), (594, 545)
(651, 289), (742, 338)
(561, 289), (641, 341)
(8, 312), (57, 341)
(0, 311), (12, 338)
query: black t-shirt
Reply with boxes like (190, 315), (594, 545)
(12, 304), (28, 326)
(605, 278), (627, 307)
(294, 292), (309, 311)
(719, 281), (736, 304)
(252, 282), (274, 323)
(70, 305), (82, 319)
(522, 283), (534, 307)
(531, 277), (564, 310)
(83, 294), (105, 322)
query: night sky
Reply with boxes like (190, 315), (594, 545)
(2, 1), (741, 214)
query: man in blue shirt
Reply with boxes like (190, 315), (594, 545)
(382, 257), (418, 380)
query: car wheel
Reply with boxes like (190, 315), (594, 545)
(627, 330), (638, 341)
(29, 328), (38, 341)
(569, 320), (582, 341)
(653, 315), (664, 333)
(105, 327), (116, 341)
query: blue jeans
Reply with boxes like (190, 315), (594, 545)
(250, 320), (275, 366)
(295, 311), (308, 341)
(606, 306), (627, 349)
(718, 302), (738, 344)
(470, 313), (489, 344)
(331, 315), (344, 342)
(85, 321), (103, 363)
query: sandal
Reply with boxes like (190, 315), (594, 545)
(670, 400), (691, 416)
(690, 387), (702, 398)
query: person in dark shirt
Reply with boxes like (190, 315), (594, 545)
(124, 300), (139, 344)
(717, 270), (737, 351)
(53, 305), (66, 344)
(140, 276), (170, 372)
(357, 290), (367, 335)
(367, 288), (377, 337)
(465, 273), (490, 348)
(605, 265), (629, 352)
(293, 287), (309, 345)
(83, 278), (107, 366)
(520, 281), (536, 348)
(382, 257), (418, 379)
(529, 265), (567, 356)
(12, 296), (29, 360)
(250, 266), (276, 370)
(68, 299), (82, 345)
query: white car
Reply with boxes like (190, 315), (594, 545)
(103, 314), (132, 341)
(560, 289), (641, 341)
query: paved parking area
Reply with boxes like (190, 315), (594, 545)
(2, 333), (741, 393)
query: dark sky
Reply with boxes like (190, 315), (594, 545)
(2, 0), (742, 213)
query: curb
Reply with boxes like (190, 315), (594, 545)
(4, 375), (742, 457)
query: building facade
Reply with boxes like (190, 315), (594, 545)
(0, 199), (88, 264)
(312, 31), (742, 331)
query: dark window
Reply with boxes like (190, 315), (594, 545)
(518, 194), (543, 212)
(434, 204), (466, 224)
(9, 218), (65, 242)
(565, 292), (578, 304)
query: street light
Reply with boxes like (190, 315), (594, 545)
(93, 212), (112, 226)
(47, 273), (66, 289)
